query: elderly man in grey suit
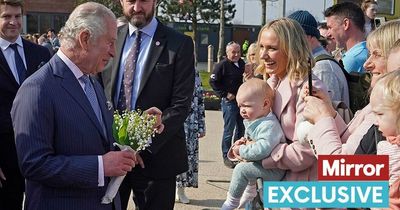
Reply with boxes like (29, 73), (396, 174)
(11, 2), (160, 210)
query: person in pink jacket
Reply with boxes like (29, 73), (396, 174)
(256, 18), (328, 182)
(303, 20), (400, 157)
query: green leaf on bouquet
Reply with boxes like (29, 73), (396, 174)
(112, 110), (156, 150)
(118, 117), (129, 145)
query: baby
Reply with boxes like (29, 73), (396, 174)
(221, 78), (286, 210)
(370, 71), (400, 209)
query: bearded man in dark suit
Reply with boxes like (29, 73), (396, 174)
(99, 0), (195, 209)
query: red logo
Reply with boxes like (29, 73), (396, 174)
(318, 155), (389, 181)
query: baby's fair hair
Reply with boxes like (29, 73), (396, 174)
(237, 78), (274, 105)
(373, 70), (400, 134)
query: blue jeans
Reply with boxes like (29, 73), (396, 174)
(221, 98), (244, 158)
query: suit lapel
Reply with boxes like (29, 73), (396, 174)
(138, 23), (166, 97)
(111, 25), (129, 107)
(0, 50), (19, 88)
(22, 39), (42, 77)
(22, 40), (34, 76)
(52, 56), (107, 141)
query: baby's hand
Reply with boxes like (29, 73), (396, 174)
(233, 145), (240, 156)
(245, 139), (255, 145)
(234, 137), (247, 146)
(232, 145), (243, 160)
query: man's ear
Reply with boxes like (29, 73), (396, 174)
(78, 30), (90, 51)
(343, 18), (350, 31)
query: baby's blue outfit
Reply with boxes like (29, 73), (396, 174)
(228, 112), (286, 198)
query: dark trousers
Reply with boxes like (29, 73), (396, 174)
(0, 133), (24, 210)
(119, 170), (176, 210)
(220, 98), (244, 158)
(0, 187), (23, 210)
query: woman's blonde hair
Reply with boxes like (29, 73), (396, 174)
(367, 20), (400, 59)
(256, 18), (314, 81)
(246, 42), (258, 64)
(373, 70), (400, 133)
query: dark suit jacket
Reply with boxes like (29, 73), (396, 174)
(100, 21), (195, 178)
(11, 55), (121, 210)
(0, 39), (50, 191)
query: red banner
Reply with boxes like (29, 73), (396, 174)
(317, 155), (389, 181)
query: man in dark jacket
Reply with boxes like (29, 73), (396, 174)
(209, 41), (245, 168)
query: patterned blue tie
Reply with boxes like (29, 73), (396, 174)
(80, 75), (106, 136)
(117, 30), (142, 111)
(9, 43), (26, 84)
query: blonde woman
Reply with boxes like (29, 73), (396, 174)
(304, 20), (400, 156)
(258, 18), (328, 182)
(243, 43), (260, 81)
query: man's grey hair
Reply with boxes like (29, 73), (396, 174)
(226, 41), (240, 52)
(59, 2), (116, 50)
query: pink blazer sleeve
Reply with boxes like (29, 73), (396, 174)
(263, 77), (326, 172)
(308, 104), (376, 155)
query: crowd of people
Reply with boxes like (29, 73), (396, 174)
(210, 0), (400, 209)
(0, 0), (400, 209)
(21, 28), (60, 56)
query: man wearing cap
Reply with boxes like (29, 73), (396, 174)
(288, 10), (350, 107)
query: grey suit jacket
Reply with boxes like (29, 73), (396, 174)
(12, 55), (120, 210)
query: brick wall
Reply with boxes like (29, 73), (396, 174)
(24, 0), (75, 14)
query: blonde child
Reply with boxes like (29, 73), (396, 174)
(221, 78), (286, 210)
(370, 70), (400, 209)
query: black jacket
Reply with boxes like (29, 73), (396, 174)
(209, 58), (245, 98)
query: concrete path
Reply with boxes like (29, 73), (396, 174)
(127, 110), (237, 210)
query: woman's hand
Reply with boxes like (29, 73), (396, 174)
(243, 63), (256, 81)
(302, 86), (336, 124)
(304, 96), (336, 124)
(301, 84), (332, 105)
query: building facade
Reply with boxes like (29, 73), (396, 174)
(23, 0), (75, 34)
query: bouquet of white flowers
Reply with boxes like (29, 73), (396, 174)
(101, 109), (157, 204)
(113, 110), (157, 150)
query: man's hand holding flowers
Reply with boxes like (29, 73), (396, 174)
(103, 150), (136, 177)
(102, 107), (164, 204)
(144, 107), (164, 134)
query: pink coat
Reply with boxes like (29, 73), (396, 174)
(308, 104), (376, 155)
(262, 74), (327, 181)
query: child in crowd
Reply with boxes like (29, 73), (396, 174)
(221, 78), (286, 210)
(370, 70), (400, 209)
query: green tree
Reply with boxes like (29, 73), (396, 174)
(158, 0), (236, 63)
(75, 0), (122, 17)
